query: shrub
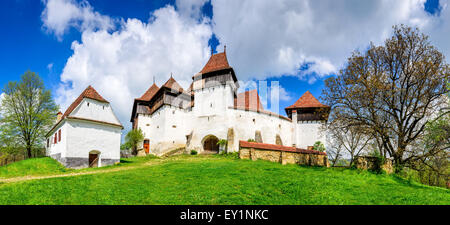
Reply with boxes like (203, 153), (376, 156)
(190, 150), (198, 155)
(247, 139), (256, 142)
(218, 152), (239, 159)
(217, 139), (228, 146)
(313, 141), (326, 152)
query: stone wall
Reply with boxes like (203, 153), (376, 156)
(239, 141), (329, 167)
(354, 156), (393, 174)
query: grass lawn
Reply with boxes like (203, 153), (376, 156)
(0, 154), (448, 205)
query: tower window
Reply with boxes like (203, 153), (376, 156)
(87, 102), (90, 107)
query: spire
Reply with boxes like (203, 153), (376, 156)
(211, 47), (213, 56)
(224, 45), (226, 53)
(153, 76), (155, 84)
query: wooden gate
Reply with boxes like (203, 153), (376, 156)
(203, 136), (219, 152)
(89, 153), (99, 168)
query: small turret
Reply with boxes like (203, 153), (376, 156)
(285, 91), (330, 122)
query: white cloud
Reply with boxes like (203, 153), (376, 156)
(423, 0), (450, 61)
(210, 0), (439, 82)
(41, 0), (114, 40)
(47, 63), (54, 71)
(175, 0), (209, 21)
(45, 2), (212, 132)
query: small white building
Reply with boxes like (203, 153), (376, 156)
(131, 49), (330, 156)
(46, 86), (123, 169)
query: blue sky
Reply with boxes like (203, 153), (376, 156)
(0, 0), (445, 132)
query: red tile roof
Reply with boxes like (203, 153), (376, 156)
(63, 85), (108, 119)
(200, 51), (231, 74)
(234, 89), (264, 111)
(162, 76), (184, 93)
(239, 141), (327, 155)
(286, 91), (329, 109)
(136, 83), (159, 101)
(46, 85), (113, 137)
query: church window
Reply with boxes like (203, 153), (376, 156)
(47, 139), (49, 148)
(172, 125), (176, 128)
(58, 130), (61, 142)
(210, 103), (212, 108)
(54, 134), (57, 144)
(253, 118), (256, 123)
(87, 102), (90, 107)
(103, 106), (105, 110)
(146, 124), (150, 126)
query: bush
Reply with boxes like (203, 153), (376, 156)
(247, 139), (256, 142)
(313, 141), (326, 152)
(218, 152), (239, 159)
(217, 139), (228, 146)
(190, 150), (198, 155)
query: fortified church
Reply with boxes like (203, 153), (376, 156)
(131, 48), (330, 156)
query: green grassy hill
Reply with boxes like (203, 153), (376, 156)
(0, 157), (69, 178)
(0, 155), (448, 205)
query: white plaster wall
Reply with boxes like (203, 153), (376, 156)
(46, 121), (68, 158)
(70, 98), (121, 125)
(193, 85), (234, 117)
(65, 119), (121, 162)
(225, 108), (294, 152)
(137, 105), (192, 155)
(296, 121), (327, 149)
(184, 106), (294, 153)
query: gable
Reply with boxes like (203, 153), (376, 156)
(70, 98), (122, 126)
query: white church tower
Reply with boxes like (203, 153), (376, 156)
(192, 46), (239, 117)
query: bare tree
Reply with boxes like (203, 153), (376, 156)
(328, 122), (371, 166)
(322, 25), (449, 172)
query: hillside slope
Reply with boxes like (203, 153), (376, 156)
(0, 157), (68, 178)
(0, 155), (448, 205)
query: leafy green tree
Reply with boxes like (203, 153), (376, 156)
(0, 71), (58, 158)
(313, 141), (326, 152)
(125, 128), (145, 156)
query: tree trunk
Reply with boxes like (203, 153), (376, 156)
(27, 146), (32, 159)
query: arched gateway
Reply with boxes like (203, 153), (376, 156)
(202, 135), (219, 153)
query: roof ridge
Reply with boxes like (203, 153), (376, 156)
(162, 76), (184, 93)
(200, 51), (231, 74)
(62, 85), (108, 118)
(137, 83), (159, 101)
(286, 91), (329, 109)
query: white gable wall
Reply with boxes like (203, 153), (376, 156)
(70, 98), (121, 125)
